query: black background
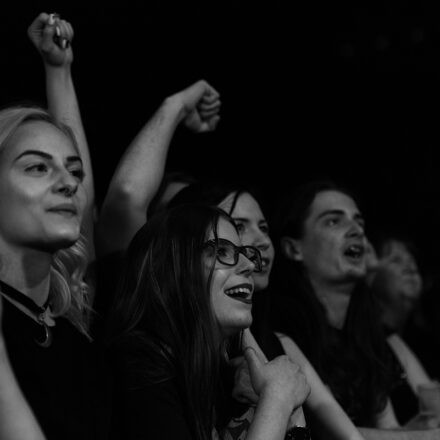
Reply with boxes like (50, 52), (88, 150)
(2, 1), (440, 275)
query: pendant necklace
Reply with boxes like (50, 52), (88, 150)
(0, 279), (53, 348)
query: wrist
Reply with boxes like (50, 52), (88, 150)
(162, 95), (188, 125)
(260, 388), (296, 417)
(44, 63), (72, 80)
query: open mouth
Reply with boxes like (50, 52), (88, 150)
(224, 283), (253, 304)
(344, 244), (365, 260)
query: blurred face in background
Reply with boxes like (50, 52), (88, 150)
(364, 238), (380, 285)
(373, 239), (422, 315)
(219, 192), (275, 291)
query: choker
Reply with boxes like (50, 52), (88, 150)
(0, 279), (53, 348)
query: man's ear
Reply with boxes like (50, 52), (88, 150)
(280, 236), (303, 262)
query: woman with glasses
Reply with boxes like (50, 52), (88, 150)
(107, 204), (309, 440)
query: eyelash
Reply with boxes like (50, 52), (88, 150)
(260, 224), (269, 234)
(235, 222), (245, 233)
(25, 163), (85, 182)
(25, 163), (48, 173)
(69, 168), (85, 181)
(326, 218), (339, 226)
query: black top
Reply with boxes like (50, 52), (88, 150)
(383, 327), (419, 425)
(270, 294), (399, 427)
(111, 366), (193, 440)
(2, 298), (112, 440)
(250, 291), (284, 360)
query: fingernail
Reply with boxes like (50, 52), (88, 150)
(62, 38), (67, 49)
(65, 39), (71, 48)
(48, 14), (55, 25)
(56, 26), (61, 37)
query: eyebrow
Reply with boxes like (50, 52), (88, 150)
(232, 217), (250, 223)
(14, 150), (83, 164)
(316, 209), (364, 222)
(232, 217), (268, 224)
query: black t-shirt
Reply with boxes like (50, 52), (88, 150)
(2, 299), (112, 440)
(112, 374), (193, 440)
(250, 291), (284, 360)
(270, 293), (398, 427)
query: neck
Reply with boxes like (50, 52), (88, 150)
(381, 307), (406, 333)
(312, 278), (355, 329)
(0, 244), (53, 307)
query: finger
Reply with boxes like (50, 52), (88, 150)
(66, 22), (75, 42)
(201, 114), (220, 129)
(57, 20), (72, 48)
(203, 83), (220, 98)
(51, 23), (63, 48)
(242, 329), (268, 363)
(232, 392), (255, 405)
(48, 13), (60, 26)
(200, 110), (220, 121)
(207, 115), (220, 131)
(192, 80), (220, 100)
(201, 92), (220, 104)
(41, 24), (57, 53)
(27, 12), (50, 41)
(58, 20), (73, 41)
(244, 347), (265, 378)
(229, 356), (245, 368)
(199, 100), (221, 111)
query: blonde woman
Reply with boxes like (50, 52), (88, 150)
(0, 13), (109, 440)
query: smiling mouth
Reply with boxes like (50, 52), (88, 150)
(224, 284), (253, 304)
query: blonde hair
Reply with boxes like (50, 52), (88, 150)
(0, 105), (92, 336)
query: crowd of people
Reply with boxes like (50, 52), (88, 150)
(1, 12), (440, 440)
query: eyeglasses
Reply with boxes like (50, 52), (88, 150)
(204, 238), (262, 272)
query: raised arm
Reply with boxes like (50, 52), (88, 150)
(28, 13), (95, 258)
(97, 80), (220, 256)
(0, 297), (46, 440)
(276, 332), (366, 440)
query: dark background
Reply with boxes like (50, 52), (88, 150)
(2, 1), (440, 275)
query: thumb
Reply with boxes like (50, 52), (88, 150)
(244, 347), (264, 378)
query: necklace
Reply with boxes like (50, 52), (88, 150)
(0, 279), (53, 348)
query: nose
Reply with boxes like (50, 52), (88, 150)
(250, 229), (272, 253)
(346, 219), (365, 239)
(237, 253), (255, 275)
(403, 258), (418, 275)
(53, 170), (78, 197)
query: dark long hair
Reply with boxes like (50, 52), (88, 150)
(169, 180), (278, 356)
(169, 180), (266, 216)
(108, 204), (235, 440)
(270, 181), (397, 426)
